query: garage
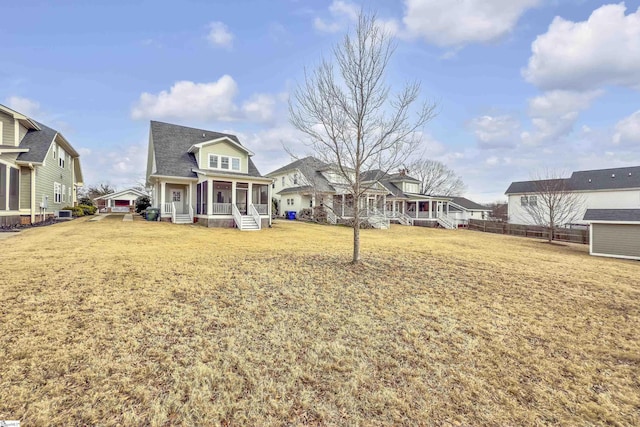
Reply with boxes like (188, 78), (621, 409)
(94, 188), (147, 213)
(584, 209), (640, 261)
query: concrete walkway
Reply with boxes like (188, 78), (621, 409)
(123, 214), (133, 222)
(89, 214), (110, 221)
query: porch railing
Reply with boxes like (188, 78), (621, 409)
(212, 203), (232, 215)
(249, 204), (262, 230)
(254, 204), (268, 215)
(327, 210), (337, 224)
(232, 203), (242, 230)
(164, 202), (172, 215)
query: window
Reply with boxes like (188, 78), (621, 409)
(528, 195), (537, 207)
(54, 182), (62, 204)
(172, 191), (181, 202)
(231, 158), (240, 171)
(209, 155), (218, 169)
(520, 196), (528, 206)
(52, 143), (57, 159)
(0, 164), (5, 210)
(68, 187), (72, 201)
(9, 167), (19, 210)
(221, 157), (229, 170)
(62, 184), (66, 203)
(59, 147), (65, 168)
(281, 176), (284, 186)
(293, 173), (299, 185)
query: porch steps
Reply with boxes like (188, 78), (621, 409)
(174, 214), (193, 224)
(239, 215), (260, 230)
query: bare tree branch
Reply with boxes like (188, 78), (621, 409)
(288, 12), (437, 263)
(407, 159), (465, 196)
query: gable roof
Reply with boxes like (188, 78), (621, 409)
(583, 209), (640, 222)
(506, 166), (640, 194)
(16, 121), (59, 163)
(266, 156), (335, 193)
(450, 197), (489, 211)
(94, 188), (147, 200)
(149, 121), (263, 179)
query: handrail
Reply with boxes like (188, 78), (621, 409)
(188, 204), (194, 223)
(399, 211), (414, 226)
(171, 202), (176, 224)
(249, 204), (261, 230)
(326, 210), (337, 224)
(232, 203), (242, 230)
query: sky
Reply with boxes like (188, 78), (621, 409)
(2, 0), (640, 203)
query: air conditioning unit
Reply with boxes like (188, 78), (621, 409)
(57, 210), (72, 219)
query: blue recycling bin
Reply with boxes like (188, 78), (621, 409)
(287, 211), (297, 220)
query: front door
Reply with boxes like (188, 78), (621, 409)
(171, 189), (184, 214)
(236, 188), (247, 214)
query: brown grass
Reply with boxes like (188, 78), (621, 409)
(1, 217), (639, 426)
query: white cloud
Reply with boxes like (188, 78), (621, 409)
(314, 1), (399, 36)
(242, 94), (278, 123)
(403, 0), (539, 47)
(207, 21), (234, 49)
(80, 142), (147, 188)
(612, 110), (640, 146)
(131, 76), (239, 121)
(469, 115), (520, 149)
(5, 96), (42, 117)
(523, 4), (640, 91)
(520, 90), (602, 146)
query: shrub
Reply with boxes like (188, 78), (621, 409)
(78, 204), (97, 215)
(136, 195), (151, 213)
(62, 206), (85, 217)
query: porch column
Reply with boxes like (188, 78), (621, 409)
(248, 182), (253, 206)
(383, 194), (386, 215)
(446, 201), (449, 216)
(341, 194), (345, 217)
(428, 200), (432, 219)
(207, 179), (213, 215)
(160, 181), (166, 214)
(231, 181), (237, 206)
(187, 184), (192, 213)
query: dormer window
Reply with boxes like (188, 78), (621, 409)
(208, 154), (240, 172)
(293, 173), (299, 185)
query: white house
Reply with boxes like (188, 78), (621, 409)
(506, 166), (640, 226)
(94, 188), (146, 213)
(145, 121), (272, 230)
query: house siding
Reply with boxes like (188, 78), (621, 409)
(35, 139), (75, 212)
(18, 123), (28, 143)
(20, 167), (31, 209)
(592, 223), (640, 259)
(0, 111), (15, 145)
(199, 141), (249, 174)
(0, 153), (19, 164)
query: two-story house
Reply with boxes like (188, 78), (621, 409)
(0, 104), (83, 226)
(505, 166), (640, 226)
(145, 121), (272, 230)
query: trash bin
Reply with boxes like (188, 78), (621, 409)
(146, 208), (160, 221)
(287, 211), (297, 220)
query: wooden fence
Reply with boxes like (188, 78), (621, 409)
(468, 219), (589, 244)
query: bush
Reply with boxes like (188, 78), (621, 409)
(78, 204), (97, 215)
(298, 206), (328, 223)
(63, 206), (85, 217)
(136, 195), (151, 213)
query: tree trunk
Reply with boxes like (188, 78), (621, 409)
(352, 207), (361, 263)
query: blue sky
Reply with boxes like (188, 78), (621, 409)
(2, 0), (640, 202)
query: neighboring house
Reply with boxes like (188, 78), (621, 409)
(267, 157), (473, 229)
(448, 197), (491, 226)
(94, 188), (146, 213)
(505, 166), (640, 226)
(584, 209), (640, 261)
(0, 104), (83, 226)
(145, 121), (272, 230)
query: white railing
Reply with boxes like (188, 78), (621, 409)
(327, 210), (337, 224)
(232, 203), (243, 230)
(249, 204), (261, 230)
(188, 204), (194, 223)
(368, 214), (390, 229)
(254, 204), (268, 214)
(212, 203), (232, 214)
(398, 212), (414, 226)
(164, 202), (172, 215)
(437, 213), (456, 229)
(171, 202), (176, 224)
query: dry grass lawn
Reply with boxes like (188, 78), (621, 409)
(1, 217), (639, 426)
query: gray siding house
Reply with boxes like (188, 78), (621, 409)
(584, 209), (640, 261)
(0, 104), (83, 226)
(145, 121), (272, 230)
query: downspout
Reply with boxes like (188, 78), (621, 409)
(28, 163), (35, 224)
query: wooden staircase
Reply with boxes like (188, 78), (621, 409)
(173, 213), (192, 224)
(239, 215), (260, 230)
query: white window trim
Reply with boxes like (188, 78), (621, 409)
(0, 122), (3, 145)
(54, 182), (62, 204)
(62, 184), (66, 203)
(53, 143), (57, 159)
(208, 154), (241, 172)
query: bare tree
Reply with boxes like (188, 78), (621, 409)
(289, 12), (437, 263)
(407, 158), (465, 196)
(83, 183), (116, 200)
(521, 170), (585, 243)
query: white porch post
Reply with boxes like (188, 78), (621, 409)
(160, 181), (166, 214)
(446, 201), (449, 216)
(248, 182), (253, 206)
(187, 183), (192, 213)
(207, 179), (213, 215)
(383, 194), (386, 215)
(428, 200), (432, 219)
(341, 194), (345, 216)
(231, 181), (237, 206)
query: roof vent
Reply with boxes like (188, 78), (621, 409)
(588, 178), (591, 183)
(612, 174), (615, 178)
(629, 172), (632, 176)
(202, 133), (206, 138)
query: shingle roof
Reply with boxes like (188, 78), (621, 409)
(16, 121), (57, 163)
(506, 166), (640, 194)
(583, 209), (640, 222)
(450, 196), (489, 210)
(266, 156), (335, 193)
(150, 121), (263, 178)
